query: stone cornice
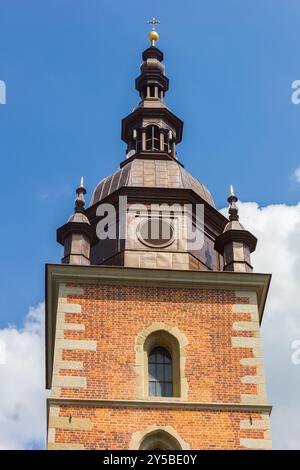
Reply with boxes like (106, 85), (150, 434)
(47, 397), (272, 415)
(46, 263), (271, 293)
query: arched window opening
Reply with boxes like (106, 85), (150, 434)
(145, 125), (160, 151)
(136, 326), (187, 400)
(148, 347), (173, 397)
(139, 430), (182, 450)
(144, 330), (181, 397)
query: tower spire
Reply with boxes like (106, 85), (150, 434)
(121, 27), (183, 163)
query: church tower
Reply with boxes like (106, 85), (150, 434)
(46, 24), (272, 450)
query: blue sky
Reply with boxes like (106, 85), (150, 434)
(0, 0), (300, 327)
(1, 0), (300, 450)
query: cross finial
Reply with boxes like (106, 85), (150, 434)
(147, 17), (160, 31)
(147, 18), (160, 46)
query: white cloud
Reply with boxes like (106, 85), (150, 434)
(221, 201), (300, 449)
(0, 303), (48, 450)
(293, 166), (300, 183)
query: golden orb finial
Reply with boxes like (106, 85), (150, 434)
(148, 30), (159, 44)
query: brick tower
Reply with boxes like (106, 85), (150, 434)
(46, 27), (272, 450)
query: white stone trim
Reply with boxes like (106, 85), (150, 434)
(240, 438), (272, 450)
(233, 292), (272, 448)
(57, 303), (82, 314)
(49, 416), (93, 431)
(50, 283), (96, 398)
(47, 427), (56, 445)
(52, 375), (87, 389)
(55, 339), (97, 351)
(240, 415), (270, 430)
(48, 443), (85, 450)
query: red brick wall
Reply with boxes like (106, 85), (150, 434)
(60, 284), (253, 402)
(48, 281), (271, 450)
(54, 406), (267, 450)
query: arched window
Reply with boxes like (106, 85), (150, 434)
(148, 347), (173, 397)
(135, 325), (188, 400)
(139, 430), (182, 450)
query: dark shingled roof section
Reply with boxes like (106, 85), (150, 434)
(90, 159), (215, 207)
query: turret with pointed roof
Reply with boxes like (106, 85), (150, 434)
(57, 178), (96, 265)
(214, 187), (257, 272)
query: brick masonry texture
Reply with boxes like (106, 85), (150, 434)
(48, 282), (271, 450)
(48, 406), (271, 450)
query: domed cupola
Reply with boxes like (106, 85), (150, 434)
(83, 23), (228, 271)
(90, 159), (215, 208)
(58, 23), (230, 272)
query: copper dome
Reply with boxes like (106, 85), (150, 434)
(90, 159), (215, 207)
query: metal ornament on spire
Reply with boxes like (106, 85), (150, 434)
(75, 177), (87, 213)
(227, 186), (239, 222)
(147, 17), (160, 46)
(147, 17), (160, 30)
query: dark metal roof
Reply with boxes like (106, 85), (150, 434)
(90, 159), (215, 207)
